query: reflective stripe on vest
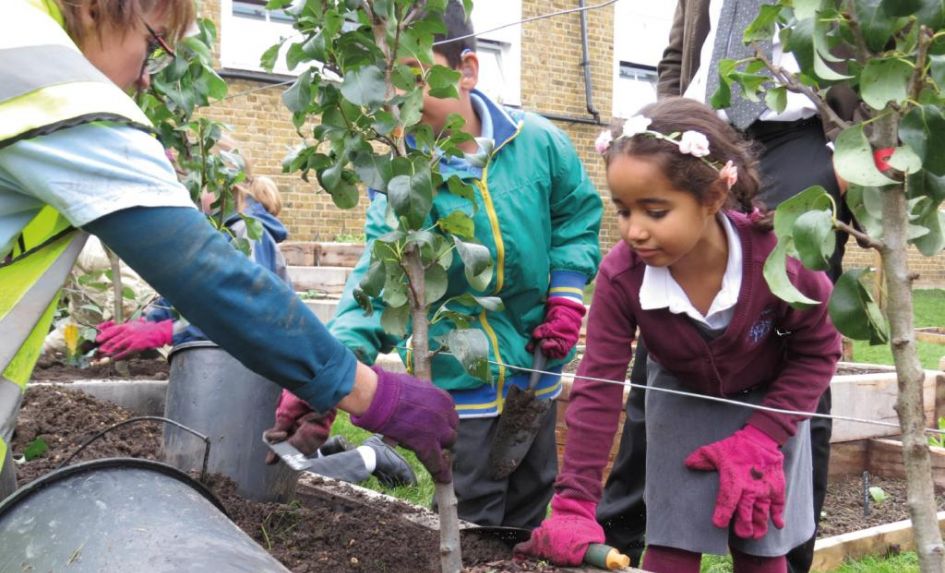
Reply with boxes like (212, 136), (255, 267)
(0, 0), (153, 474)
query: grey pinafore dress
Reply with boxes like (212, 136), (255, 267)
(642, 323), (814, 557)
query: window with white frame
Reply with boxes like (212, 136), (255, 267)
(614, 62), (659, 119)
(612, 1), (675, 117)
(218, 0), (523, 104)
(468, 0), (522, 106)
(221, 0), (298, 75)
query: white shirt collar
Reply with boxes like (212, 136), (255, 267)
(638, 213), (742, 329)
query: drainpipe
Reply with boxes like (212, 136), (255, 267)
(579, 0), (601, 124)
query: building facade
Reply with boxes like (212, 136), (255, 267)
(199, 0), (945, 286)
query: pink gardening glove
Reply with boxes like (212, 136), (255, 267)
(529, 298), (586, 359)
(684, 425), (786, 539)
(264, 389), (336, 464)
(513, 495), (605, 566)
(96, 318), (173, 359)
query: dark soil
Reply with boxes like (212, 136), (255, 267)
(818, 474), (945, 538)
(12, 385), (558, 572)
(32, 353), (169, 381)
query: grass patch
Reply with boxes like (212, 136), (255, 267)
(850, 289), (945, 369)
(330, 411), (434, 508)
(699, 551), (919, 572)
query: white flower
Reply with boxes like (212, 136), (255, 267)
(677, 130), (711, 157)
(621, 115), (653, 140)
(594, 130), (613, 154)
(719, 160), (739, 190)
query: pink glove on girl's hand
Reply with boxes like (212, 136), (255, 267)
(96, 319), (173, 359)
(264, 389), (336, 463)
(529, 298), (586, 359)
(513, 495), (605, 566)
(684, 425), (786, 540)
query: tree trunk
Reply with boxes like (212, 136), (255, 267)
(404, 248), (463, 573)
(880, 185), (945, 572)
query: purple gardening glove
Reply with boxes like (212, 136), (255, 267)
(513, 495), (605, 566)
(529, 298), (586, 359)
(96, 318), (173, 359)
(263, 389), (337, 464)
(685, 425), (786, 539)
(350, 366), (458, 483)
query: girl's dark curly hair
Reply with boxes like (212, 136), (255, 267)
(604, 97), (769, 226)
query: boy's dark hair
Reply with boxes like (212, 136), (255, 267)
(605, 97), (766, 223)
(432, 0), (477, 68)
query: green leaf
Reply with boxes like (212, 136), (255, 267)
(426, 65), (461, 99)
(446, 176), (478, 209)
(340, 65), (387, 107)
(794, 0), (823, 21)
(382, 261), (408, 307)
(442, 329), (491, 384)
(828, 268), (889, 344)
(900, 105), (945, 176)
(772, 185), (835, 237)
(424, 264), (449, 304)
(906, 169), (945, 203)
(834, 126), (897, 187)
(880, 0), (921, 17)
(399, 89), (424, 128)
(844, 185), (885, 240)
(450, 293), (505, 312)
(282, 71), (312, 113)
(793, 210), (836, 271)
(122, 286), (136, 300)
(765, 86), (788, 115)
(380, 303), (410, 338)
(359, 260), (385, 297)
(353, 287), (373, 316)
(387, 167), (434, 230)
(743, 4), (782, 43)
(23, 437), (48, 461)
(260, 41), (282, 72)
(888, 146), (923, 174)
(453, 237), (494, 291)
(437, 210), (475, 240)
(285, 42), (307, 71)
(352, 150), (392, 191)
(860, 58), (912, 110)
(931, 55), (945, 91)
(869, 486), (888, 503)
(763, 240), (820, 309)
(910, 200), (945, 256)
(855, 0), (902, 52)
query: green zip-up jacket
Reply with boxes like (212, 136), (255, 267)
(329, 91), (602, 417)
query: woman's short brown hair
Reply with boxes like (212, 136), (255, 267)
(59, 0), (194, 47)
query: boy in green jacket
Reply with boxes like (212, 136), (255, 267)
(276, 0), (602, 527)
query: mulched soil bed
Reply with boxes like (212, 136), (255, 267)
(32, 353), (169, 381)
(817, 474), (945, 538)
(11, 385), (558, 572)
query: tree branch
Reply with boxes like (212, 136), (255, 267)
(843, 2), (874, 66)
(907, 24), (933, 102)
(836, 219), (884, 251)
(752, 42), (852, 133)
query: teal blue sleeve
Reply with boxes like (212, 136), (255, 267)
(328, 195), (401, 364)
(548, 127), (603, 279)
(84, 206), (356, 411)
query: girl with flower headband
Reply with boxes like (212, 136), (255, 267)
(516, 97), (840, 573)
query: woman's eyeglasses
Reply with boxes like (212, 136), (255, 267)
(142, 21), (176, 76)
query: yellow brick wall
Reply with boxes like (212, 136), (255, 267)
(196, 1), (945, 285)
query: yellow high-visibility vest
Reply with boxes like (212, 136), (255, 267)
(0, 0), (153, 485)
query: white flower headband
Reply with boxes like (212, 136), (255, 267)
(595, 116), (738, 190)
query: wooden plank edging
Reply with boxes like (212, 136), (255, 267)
(811, 510), (945, 572)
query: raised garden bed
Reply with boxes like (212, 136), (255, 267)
(11, 380), (631, 572)
(916, 326), (945, 345)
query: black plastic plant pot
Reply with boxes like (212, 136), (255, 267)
(0, 458), (290, 572)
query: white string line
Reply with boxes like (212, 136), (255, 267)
(221, 0), (621, 100)
(432, 0), (621, 46)
(393, 345), (945, 437)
